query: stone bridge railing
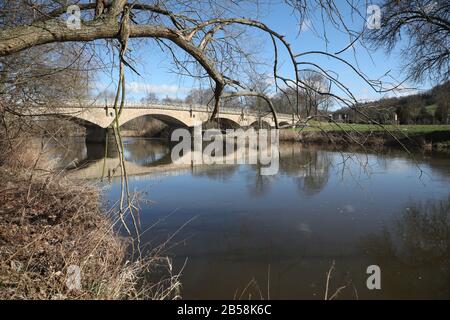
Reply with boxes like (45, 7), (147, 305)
(59, 100), (293, 119)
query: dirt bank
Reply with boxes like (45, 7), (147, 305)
(279, 129), (450, 152)
(0, 164), (181, 299)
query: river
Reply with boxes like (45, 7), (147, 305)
(56, 137), (450, 299)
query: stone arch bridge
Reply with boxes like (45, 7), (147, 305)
(30, 101), (294, 142)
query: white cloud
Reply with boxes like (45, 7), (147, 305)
(126, 82), (190, 96)
(300, 19), (311, 32)
(357, 88), (377, 102)
(92, 81), (110, 92)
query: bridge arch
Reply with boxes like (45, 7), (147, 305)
(118, 109), (194, 128)
(44, 113), (112, 143)
(44, 107), (115, 128)
(119, 113), (190, 128)
(205, 116), (241, 130)
(249, 120), (272, 129)
(49, 112), (110, 129)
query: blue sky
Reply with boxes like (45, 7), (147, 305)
(93, 1), (427, 108)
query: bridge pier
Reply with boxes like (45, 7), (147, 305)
(85, 126), (113, 144)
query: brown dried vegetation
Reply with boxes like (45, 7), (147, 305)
(0, 161), (181, 299)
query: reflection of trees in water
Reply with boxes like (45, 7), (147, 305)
(244, 144), (332, 197)
(49, 137), (87, 168)
(122, 139), (171, 166)
(361, 197), (450, 298)
(348, 147), (450, 181)
(192, 164), (239, 182)
(298, 151), (331, 196)
(49, 137), (118, 169)
(420, 154), (450, 179)
(85, 140), (118, 160)
(279, 145), (331, 196)
(246, 165), (278, 197)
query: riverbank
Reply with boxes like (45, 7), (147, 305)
(0, 145), (181, 299)
(279, 124), (450, 152)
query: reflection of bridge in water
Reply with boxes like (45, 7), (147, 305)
(66, 140), (331, 195)
(29, 101), (294, 143)
(67, 144), (274, 180)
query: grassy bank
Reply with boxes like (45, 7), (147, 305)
(280, 123), (450, 151)
(289, 122), (450, 134)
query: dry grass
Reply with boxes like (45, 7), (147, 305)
(280, 126), (450, 152)
(279, 129), (386, 149)
(2, 137), (40, 168)
(0, 166), (182, 299)
(0, 131), (182, 300)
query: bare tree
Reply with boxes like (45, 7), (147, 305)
(0, 1), (399, 125)
(141, 91), (159, 104)
(0, 0), (428, 262)
(0, 1), (297, 123)
(184, 88), (214, 105)
(0, 41), (95, 162)
(300, 71), (332, 117)
(365, 0), (450, 83)
(247, 75), (272, 112)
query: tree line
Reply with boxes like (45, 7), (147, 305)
(333, 81), (449, 125)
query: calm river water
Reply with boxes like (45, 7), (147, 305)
(59, 137), (450, 299)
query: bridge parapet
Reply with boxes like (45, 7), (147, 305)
(59, 100), (293, 119)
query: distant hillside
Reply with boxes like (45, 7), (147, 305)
(334, 81), (449, 125)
